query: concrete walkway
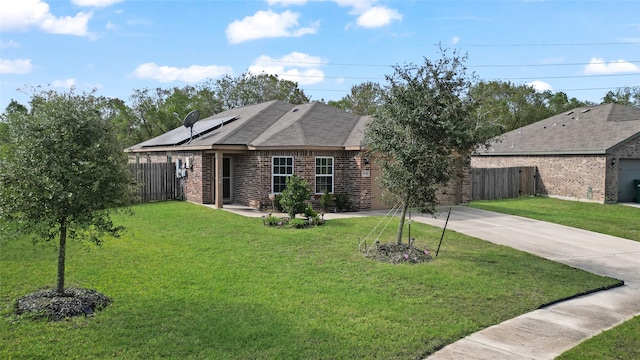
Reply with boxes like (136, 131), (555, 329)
(220, 204), (640, 359)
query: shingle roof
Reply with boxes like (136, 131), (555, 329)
(126, 100), (369, 151)
(475, 103), (640, 156)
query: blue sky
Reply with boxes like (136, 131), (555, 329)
(1, 0), (639, 112)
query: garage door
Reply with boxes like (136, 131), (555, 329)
(618, 159), (640, 202)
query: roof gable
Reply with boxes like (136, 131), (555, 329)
(477, 104), (640, 155)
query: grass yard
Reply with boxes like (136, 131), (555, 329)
(556, 316), (640, 360)
(0, 201), (620, 359)
(470, 197), (640, 242)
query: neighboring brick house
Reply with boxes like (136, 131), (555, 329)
(126, 100), (470, 210)
(472, 103), (640, 203)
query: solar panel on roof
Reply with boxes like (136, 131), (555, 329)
(140, 115), (238, 147)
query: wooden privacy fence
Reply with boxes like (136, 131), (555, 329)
(130, 162), (181, 203)
(471, 167), (536, 201)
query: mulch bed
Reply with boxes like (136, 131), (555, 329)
(15, 287), (111, 321)
(365, 243), (433, 264)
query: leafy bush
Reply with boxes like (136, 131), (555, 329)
(273, 194), (284, 212)
(288, 218), (308, 229)
(304, 203), (318, 218)
(320, 189), (333, 212)
(263, 215), (285, 226)
(279, 175), (311, 218)
(308, 214), (324, 226)
(334, 193), (350, 212)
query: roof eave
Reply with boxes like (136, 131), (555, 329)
(247, 145), (349, 151)
(474, 150), (607, 156)
(126, 144), (248, 153)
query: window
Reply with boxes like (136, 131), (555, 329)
(315, 157), (333, 194)
(272, 156), (293, 193)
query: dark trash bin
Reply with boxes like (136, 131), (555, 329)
(634, 180), (640, 203)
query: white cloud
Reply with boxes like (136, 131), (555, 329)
(527, 80), (553, 92)
(451, 36), (460, 45)
(356, 6), (402, 28)
(52, 78), (76, 88)
(132, 63), (233, 82)
(71, 0), (123, 7)
(226, 10), (317, 44)
(40, 12), (93, 36)
(0, 0), (93, 37)
(248, 52), (325, 85)
(334, 0), (402, 28)
(0, 58), (33, 74)
(584, 58), (640, 74)
(266, 0), (307, 5)
(334, 0), (372, 14)
(0, 39), (21, 49)
(105, 21), (117, 30)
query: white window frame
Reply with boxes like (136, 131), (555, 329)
(272, 156), (294, 194)
(315, 156), (334, 194)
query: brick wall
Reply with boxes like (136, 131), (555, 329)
(129, 148), (473, 209)
(471, 154), (608, 202)
(231, 150), (369, 211)
(435, 159), (471, 205)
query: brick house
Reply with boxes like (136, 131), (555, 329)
(471, 103), (640, 203)
(126, 100), (471, 210)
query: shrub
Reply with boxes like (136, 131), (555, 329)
(279, 175), (311, 218)
(273, 194), (284, 212)
(308, 214), (323, 226)
(288, 218), (308, 229)
(320, 189), (333, 213)
(263, 215), (289, 226)
(304, 203), (318, 218)
(334, 193), (350, 212)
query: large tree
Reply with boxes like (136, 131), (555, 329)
(366, 50), (492, 244)
(601, 86), (640, 109)
(0, 89), (133, 295)
(468, 81), (593, 133)
(212, 73), (310, 110)
(328, 81), (385, 116)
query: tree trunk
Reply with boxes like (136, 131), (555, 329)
(56, 218), (67, 295)
(395, 202), (409, 245)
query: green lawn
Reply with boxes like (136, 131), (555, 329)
(0, 201), (620, 359)
(469, 197), (639, 360)
(556, 316), (640, 360)
(470, 197), (640, 242)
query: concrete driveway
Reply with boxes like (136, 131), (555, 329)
(413, 206), (640, 360)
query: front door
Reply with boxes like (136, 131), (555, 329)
(212, 156), (233, 204)
(370, 163), (387, 210)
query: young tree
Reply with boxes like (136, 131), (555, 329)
(0, 89), (133, 295)
(365, 50), (489, 244)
